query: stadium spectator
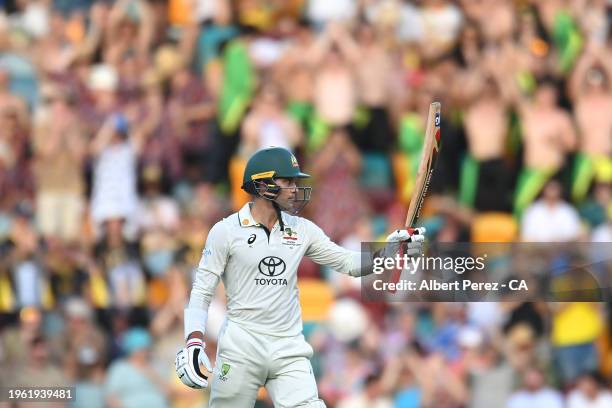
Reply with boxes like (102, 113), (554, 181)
(240, 81), (303, 157)
(520, 180), (583, 241)
(0, 306), (43, 371)
(567, 371), (612, 408)
(306, 0), (357, 28)
(568, 43), (612, 202)
(32, 83), (86, 242)
(309, 128), (367, 242)
(11, 334), (69, 388)
(0, 69), (28, 126)
(0, 105), (32, 210)
(56, 297), (107, 380)
(90, 113), (145, 234)
(312, 24), (358, 138)
(419, 0), (464, 60)
(506, 366), (564, 408)
(92, 218), (146, 310)
(162, 57), (216, 183)
(551, 302), (604, 386)
(511, 79), (577, 217)
(457, 60), (512, 211)
(336, 373), (393, 408)
(104, 327), (170, 408)
(9, 205), (51, 308)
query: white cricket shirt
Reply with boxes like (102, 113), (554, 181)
(188, 202), (362, 337)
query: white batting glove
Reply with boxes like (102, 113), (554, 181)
(175, 338), (213, 389)
(383, 227), (426, 258)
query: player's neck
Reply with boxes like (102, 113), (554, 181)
(250, 200), (278, 231)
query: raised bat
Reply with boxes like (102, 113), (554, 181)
(405, 101), (442, 229)
(388, 102), (441, 292)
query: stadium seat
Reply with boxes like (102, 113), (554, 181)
(147, 278), (169, 309)
(360, 153), (393, 189)
(0, 274), (15, 312)
(229, 155), (251, 211)
(471, 212), (518, 243)
(298, 278), (334, 322)
(168, 0), (191, 26)
(391, 152), (413, 205)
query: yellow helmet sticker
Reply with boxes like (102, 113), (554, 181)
(251, 171), (275, 180)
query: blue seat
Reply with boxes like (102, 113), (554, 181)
(360, 153), (393, 189)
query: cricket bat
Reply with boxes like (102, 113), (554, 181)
(388, 102), (441, 292)
(405, 101), (442, 229)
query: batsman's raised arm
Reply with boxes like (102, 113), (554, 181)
(304, 219), (425, 277)
(303, 218), (362, 276)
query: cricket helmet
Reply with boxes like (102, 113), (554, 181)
(241, 147), (311, 214)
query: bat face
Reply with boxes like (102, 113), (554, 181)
(405, 102), (442, 228)
(388, 102), (441, 293)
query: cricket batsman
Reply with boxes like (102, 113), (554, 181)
(175, 147), (425, 407)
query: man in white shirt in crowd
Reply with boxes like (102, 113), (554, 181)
(507, 366), (564, 408)
(521, 180), (583, 242)
(567, 371), (612, 408)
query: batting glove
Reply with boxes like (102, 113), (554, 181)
(175, 338), (213, 389)
(383, 227), (426, 258)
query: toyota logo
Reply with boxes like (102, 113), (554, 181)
(258, 256), (286, 277)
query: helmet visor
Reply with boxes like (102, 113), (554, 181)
(253, 178), (312, 215)
(276, 186), (312, 215)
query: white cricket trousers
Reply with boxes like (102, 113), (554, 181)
(209, 320), (326, 408)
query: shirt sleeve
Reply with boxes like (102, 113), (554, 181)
(188, 221), (229, 310)
(304, 219), (365, 277)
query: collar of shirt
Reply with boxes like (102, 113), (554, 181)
(237, 202), (288, 229)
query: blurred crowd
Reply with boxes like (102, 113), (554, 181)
(0, 0), (611, 407)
